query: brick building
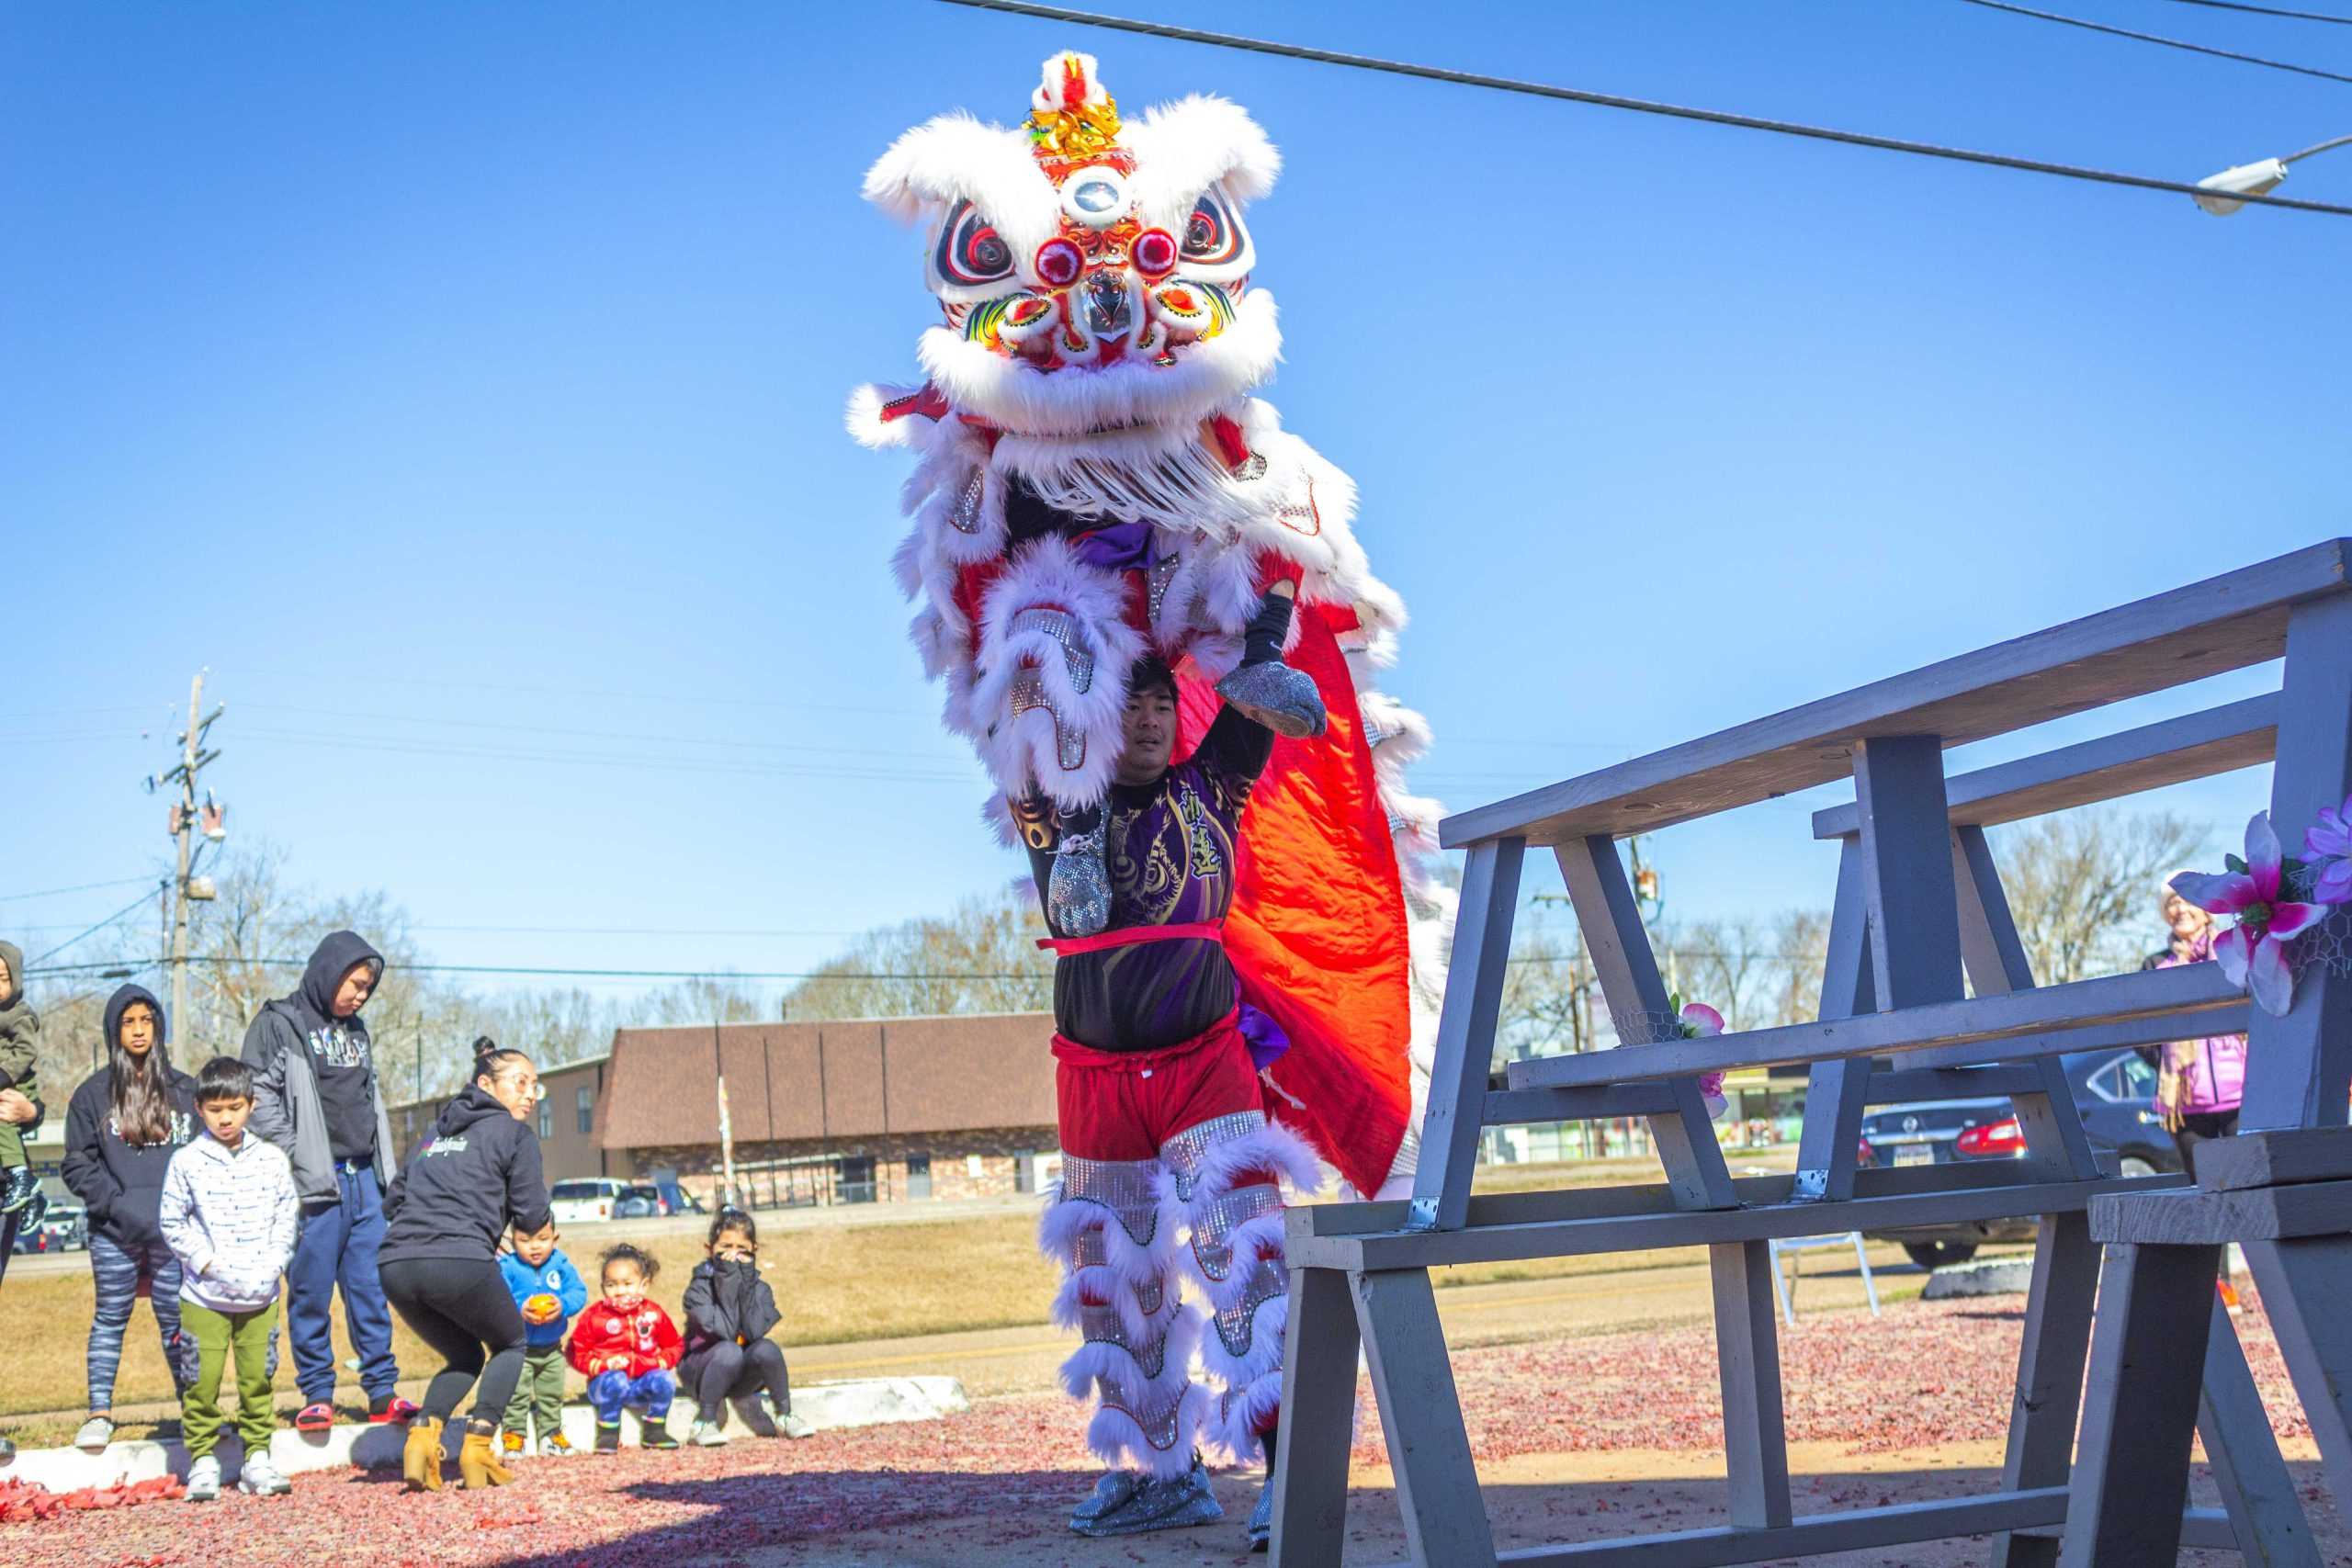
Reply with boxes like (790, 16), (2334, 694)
(596, 1011), (1059, 1208)
(388, 1053), (616, 1179)
(382, 1013), (1060, 1208)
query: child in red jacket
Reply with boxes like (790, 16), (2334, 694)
(566, 1244), (684, 1452)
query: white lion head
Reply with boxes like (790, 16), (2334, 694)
(862, 51), (1283, 438)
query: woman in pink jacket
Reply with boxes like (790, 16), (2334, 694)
(2144, 875), (2248, 1168)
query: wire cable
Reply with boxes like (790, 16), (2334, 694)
(1956, 0), (2352, 83)
(2155, 0), (2352, 25)
(0, 874), (161, 903)
(930, 0), (2352, 216)
(27, 887), (164, 967)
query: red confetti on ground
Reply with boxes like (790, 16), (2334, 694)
(0, 1296), (2306, 1565)
(0, 1476), (184, 1523)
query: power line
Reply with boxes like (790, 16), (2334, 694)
(0, 874), (159, 903)
(1958, 0), (2352, 83)
(27, 887), (164, 968)
(2154, 0), (2352, 25)
(930, 0), (2352, 216)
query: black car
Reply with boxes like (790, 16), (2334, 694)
(1860, 1047), (2177, 1269)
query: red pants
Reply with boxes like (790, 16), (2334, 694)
(1052, 1009), (1265, 1162)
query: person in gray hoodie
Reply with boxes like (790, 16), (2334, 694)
(241, 930), (410, 1430)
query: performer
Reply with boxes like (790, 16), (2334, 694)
(1024, 587), (1319, 1544)
(851, 51), (1453, 1548)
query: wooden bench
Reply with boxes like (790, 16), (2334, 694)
(1269, 541), (2352, 1567)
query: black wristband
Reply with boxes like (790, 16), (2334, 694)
(1242, 592), (1295, 667)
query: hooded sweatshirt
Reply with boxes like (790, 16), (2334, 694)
(158, 1126), (300, 1313)
(0, 938), (40, 1090)
(61, 985), (198, 1247)
(242, 931), (397, 1204)
(378, 1084), (554, 1267)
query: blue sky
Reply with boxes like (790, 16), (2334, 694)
(6, 0), (2344, 996)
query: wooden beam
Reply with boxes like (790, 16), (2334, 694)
(1408, 837), (1523, 1233)
(1855, 737), (1964, 1009)
(2091, 1180), (2352, 1245)
(1508, 961), (2241, 1089)
(1354, 1269), (1497, 1568)
(1369, 1487), (2075, 1568)
(1482, 1083), (1679, 1125)
(2198, 1299), (2324, 1566)
(1269, 1265), (1360, 1568)
(1555, 836), (1736, 1211)
(1868, 1065), (2043, 1101)
(1793, 838), (1875, 1201)
(1290, 1174), (2139, 1273)
(1991, 1213), (2099, 1568)
(2243, 1235), (2352, 1522)
(1711, 1241), (1792, 1528)
(2242, 591), (2352, 1133)
(2194, 1126), (2352, 1192)
(2059, 1242), (2224, 1568)
(1811, 694), (2278, 840)
(1951, 824), (2099, 1183)
(1439, 542), (2348, 849)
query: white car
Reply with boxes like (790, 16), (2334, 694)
(548, 1178), (632, 1224)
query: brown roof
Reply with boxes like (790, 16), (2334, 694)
(596, 1012), (1056, 1149)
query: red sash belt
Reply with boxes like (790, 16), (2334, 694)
(1036, 920), (1222, 956)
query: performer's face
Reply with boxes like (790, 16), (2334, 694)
(1114, 686), (1177, 784)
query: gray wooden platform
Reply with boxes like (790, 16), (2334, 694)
(1271, 542), (2352, 1567)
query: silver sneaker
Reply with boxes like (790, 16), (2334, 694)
(236, 1453), (291, 1496)
(185, 1454), (220, 1502)
(74, 1416), (115, 1453)
(1069, 1469), (1141, 1528)
(1248, 1474), (1273, 1551)
(688, 1420), (729, 1447)
(729, 1393), (778, 1438)
(1216, 660), (1326, 739)
(1073, 1458), (1225, 1537)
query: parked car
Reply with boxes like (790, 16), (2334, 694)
(650, 1175), (706, 1216)
(1860, 1046), (2177, 1269)
(613, 1183), (668, 1219)
(10, 1188), (87, 1254)
(548, 1178), (633, 1224)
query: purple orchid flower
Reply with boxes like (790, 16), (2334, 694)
(2170, 812), (2328, 1017)
(2303, 795), (2352, 905)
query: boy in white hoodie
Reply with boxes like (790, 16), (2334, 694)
(158, 1056), (301, 1501)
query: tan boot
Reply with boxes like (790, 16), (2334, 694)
(401, 1416), (445, 1493)
(458, 1426), (516, 1489)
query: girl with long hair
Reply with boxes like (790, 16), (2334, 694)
(60, 983), (201, 1450)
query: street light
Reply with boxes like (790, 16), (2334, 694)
(2195, 134), (2352, 216)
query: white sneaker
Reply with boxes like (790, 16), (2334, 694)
(779, 1411), (816, 1439)
(236, 1453), (291, 1496)
(185, 1454), (220, 1502)
(74, 1416), (115, 1452)
(688, 1420), (729, 1447)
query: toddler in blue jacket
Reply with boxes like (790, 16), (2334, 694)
(499, 1219), (588, 1455)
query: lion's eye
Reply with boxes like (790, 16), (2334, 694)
(936, 200), (1014, 287)
(1180, 190), (1245, 266)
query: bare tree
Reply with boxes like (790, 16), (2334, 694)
(1988, 808), (2210, 985)
(780, 882), (1055, 1021)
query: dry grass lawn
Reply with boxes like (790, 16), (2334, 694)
(0, 1152), (1825, 1444)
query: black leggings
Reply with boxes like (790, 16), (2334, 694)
(680, 1338), (793, 1418)
(2172, 1110), (2241, 1178)
(380, 1257), (526, 1429)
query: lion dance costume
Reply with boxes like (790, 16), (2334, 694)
(851, 52), (1450, 1540)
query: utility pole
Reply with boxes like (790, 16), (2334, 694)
(149, 673), (226, 1046)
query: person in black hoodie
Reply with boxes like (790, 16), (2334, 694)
(379, 1037), (553, 1493)
(242, 930), (408, 1431)
(61, 984), (200, 1451)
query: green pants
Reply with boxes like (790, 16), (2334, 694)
(181, 1301), (277, 1459)
(0, 1072), (33, 1168)
(503, 1344), (567, 1440)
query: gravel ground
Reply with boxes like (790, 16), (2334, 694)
(3, 1293), (2329, 1567)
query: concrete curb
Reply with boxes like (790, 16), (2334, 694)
(0, 1376), (967, 1491)
(1919, 1258), (2035, 1300)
